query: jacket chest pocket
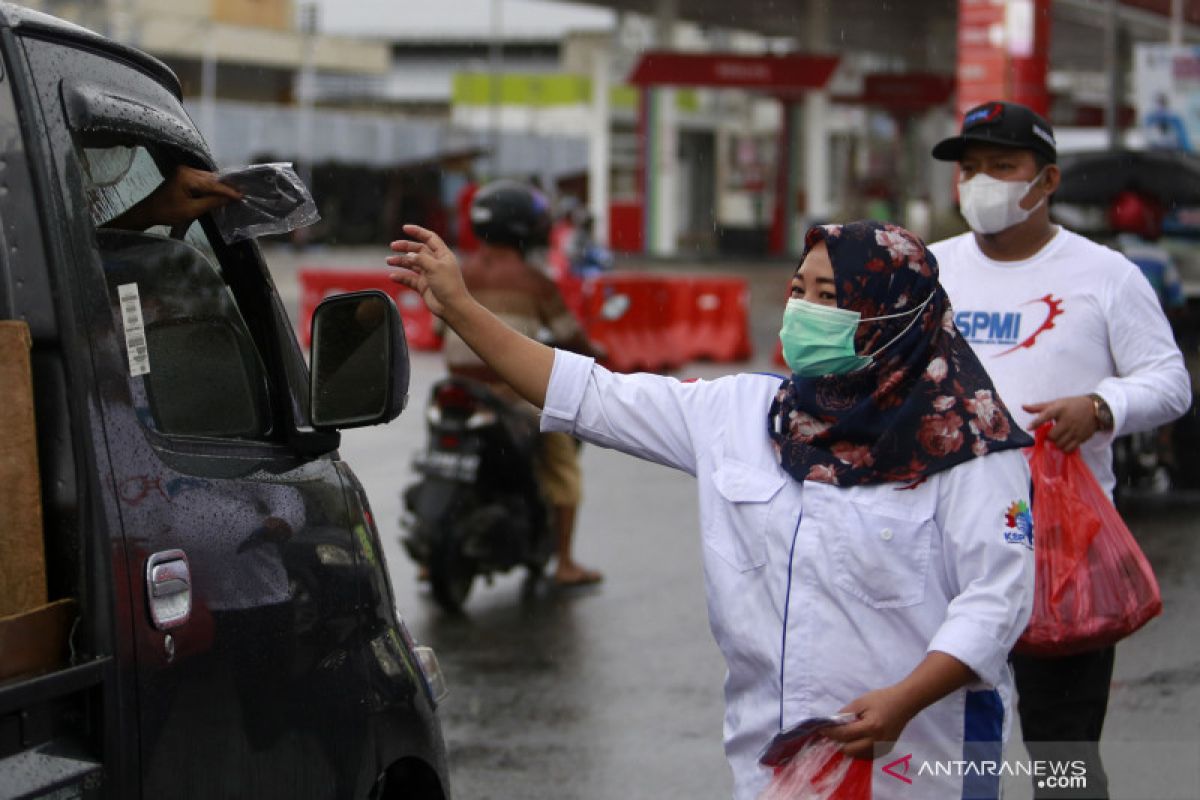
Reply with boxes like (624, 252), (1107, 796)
(832, 502), (933, 608)
(705, 459), (787, 572)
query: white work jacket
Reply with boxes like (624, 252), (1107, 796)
(542, 351), (1035, 800)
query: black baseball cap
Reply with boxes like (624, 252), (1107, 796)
(932, 101), (1057, 163)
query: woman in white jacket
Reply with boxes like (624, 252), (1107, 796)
(388, 220), (1035, 800)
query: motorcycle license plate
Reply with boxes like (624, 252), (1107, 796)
(416, 451), (480, 481)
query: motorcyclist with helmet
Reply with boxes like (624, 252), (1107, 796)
(1107, 190), (1186, 317)
(441, 179), (604, 587)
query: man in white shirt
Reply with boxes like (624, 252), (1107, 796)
(929, 100), (1192, 799)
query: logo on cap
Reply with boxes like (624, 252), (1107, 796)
(964, 103), (1004, 130)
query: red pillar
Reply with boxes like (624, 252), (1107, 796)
(956, 0), (1052, 118)
(1009, 0), (1053, 116)
(609, 90), (647, 254)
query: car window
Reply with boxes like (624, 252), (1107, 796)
(83, 144), (222, 267)
(83, 144), (273, 439)
(97, 229), (271, 438)
(84, 146), (160, 228)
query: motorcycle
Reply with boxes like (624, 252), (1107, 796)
(401, 376), (554, 612)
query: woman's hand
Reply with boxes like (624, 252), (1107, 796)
(822, 686), (916, 760)
(387, 223), (555, 409)
(386, 224), (470, 320)
(823, 652), (976, 760)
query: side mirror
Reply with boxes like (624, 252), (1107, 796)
(310, 290), (410, 429)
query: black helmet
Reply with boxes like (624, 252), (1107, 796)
(469, 179), (551, 252)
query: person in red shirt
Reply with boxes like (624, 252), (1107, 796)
(446, 180), (603, 586)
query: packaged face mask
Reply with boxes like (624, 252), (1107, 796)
(211, 162), (320, 244)
(758, 712), (860, 767)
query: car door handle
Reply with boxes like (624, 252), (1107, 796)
(146, 549), (192, 630)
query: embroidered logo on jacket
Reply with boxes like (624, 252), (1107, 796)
(1004, 500), (1034, 548)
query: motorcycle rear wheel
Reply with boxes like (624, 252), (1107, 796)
(430, 534), (476, 613)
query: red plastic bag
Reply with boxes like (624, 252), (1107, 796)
(1015, 425), (1163, 656)
(758, 736), (871, 800)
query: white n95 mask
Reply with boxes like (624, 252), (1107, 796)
(958, 168), (1047, 235)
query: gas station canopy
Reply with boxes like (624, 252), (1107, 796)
(568, 0), (1200, 72)
(565, 0), (1200, 257)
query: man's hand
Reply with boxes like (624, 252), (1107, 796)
(386, 224), (471, 320)
(1023, 395), (1099, 452)
(107, 165), (242, 231)
(151, 165), (243, 225)
(821, 687), (915, 760)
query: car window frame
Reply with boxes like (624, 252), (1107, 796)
(83, 139), (290, 442)
(23, 32), (323, 459)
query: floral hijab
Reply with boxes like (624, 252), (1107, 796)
(767, 221), (1032, 487)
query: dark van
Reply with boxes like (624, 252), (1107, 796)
(0, 5), (450, 798)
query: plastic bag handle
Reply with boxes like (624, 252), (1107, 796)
(1032, 422), (1052, 449)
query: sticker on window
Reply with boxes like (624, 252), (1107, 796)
(117, 282), (150, 377)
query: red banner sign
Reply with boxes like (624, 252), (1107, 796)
(627, 52), (840, 92)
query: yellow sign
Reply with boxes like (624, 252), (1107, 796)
(213, 0), (290, 31)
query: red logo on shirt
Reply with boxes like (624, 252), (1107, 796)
(996, 294), (1065, 357)
(883, 753), (914, 784)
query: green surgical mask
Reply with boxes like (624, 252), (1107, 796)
(779, 299), (872, 377)
(779, 294), (933, 378)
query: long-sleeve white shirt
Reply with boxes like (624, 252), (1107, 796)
(931, 228), (1192, 494)
(542, 350), (1035, 800)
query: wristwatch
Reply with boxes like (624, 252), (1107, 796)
(1088, 393), (1115, 432)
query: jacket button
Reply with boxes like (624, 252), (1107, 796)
(880, 528), (894, 541)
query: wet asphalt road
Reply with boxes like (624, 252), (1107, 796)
(265, 246), (1200, 800)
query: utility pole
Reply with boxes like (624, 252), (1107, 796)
(296, 2), (319, 187)
(588, 39), (611, 246)
(105, 0), (136, 45)
(1104, 0), (1122, 149)
(489, 0), (504, 179)
(200, 25), (217, 144)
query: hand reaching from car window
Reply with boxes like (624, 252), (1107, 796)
(105, 164), (242, 232)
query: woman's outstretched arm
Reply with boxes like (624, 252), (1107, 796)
(386, 224), (556, 408)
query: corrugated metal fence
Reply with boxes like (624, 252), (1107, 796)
(190, 100), (588, 179)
